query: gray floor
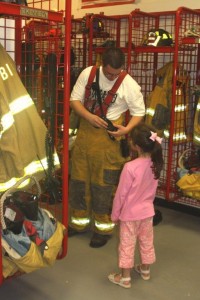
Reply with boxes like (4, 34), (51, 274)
(0, 205), (200, 300)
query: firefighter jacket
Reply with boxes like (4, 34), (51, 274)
(145, 61), (190, 143)
(193, 95), (200, 146)
(0, 43), (59, 192)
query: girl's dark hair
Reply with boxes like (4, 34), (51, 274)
(102, 47), (125, 69)
(130, 123), (164, 179)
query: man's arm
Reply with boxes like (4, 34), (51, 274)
(124, 115), (144, 133)
(107, 115), (144, 137)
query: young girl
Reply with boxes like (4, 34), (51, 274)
(108, 123), (164, 289)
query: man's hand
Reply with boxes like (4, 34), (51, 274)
(87, 114), (108, 129)
(107, 124), (128, 137)
(70, 100), (108, 129)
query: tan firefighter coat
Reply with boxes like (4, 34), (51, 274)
(0, 43), (59, 192)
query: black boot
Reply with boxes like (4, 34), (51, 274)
(89, 232), (111, 248)
(68, 226), (86, 237)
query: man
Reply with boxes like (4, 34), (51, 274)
(69, 47), (145, 248)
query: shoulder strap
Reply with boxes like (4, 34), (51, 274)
(100, 70), (127, 116)
(84, 66), (127, 116)
(85, 66), (97, 99)
(108, 71), (127, 96)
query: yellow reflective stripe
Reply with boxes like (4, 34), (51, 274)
(0, 154), (60, 192)
(0, 95), (34, 138)
(173, 133), (187, 141)
(194, 134), (200, 143)
(164, 130), (187, 141)
(0, 176), (32, 192)
(69, 128), (78, 135)
(9, 95), (34, 114)
(25, 158), (48, 175)
(174, 104), (186, 112)
(95, 221), (115, 231)
(163, 130), (169, 138)
(147, 105), (186, 114)
(25, 154), (60, 174)
(1, 111), (14, 132)
(71, 217), (90, 226)
(196, 103), (200, 110)
(146, 108), (155, 117)
(162, 33), (168, 39)
(0, 178), (19, 191)
(54, 152), (60, 166)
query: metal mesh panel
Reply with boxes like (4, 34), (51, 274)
(127, 8), (200, 209)
(0, 1), (67, 284)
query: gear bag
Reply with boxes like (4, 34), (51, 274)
(0, 175), (66, 278)
(176, 149), (200, 200)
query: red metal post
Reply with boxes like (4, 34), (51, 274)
(61, 0), (72, 257)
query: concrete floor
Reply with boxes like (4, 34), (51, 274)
(0, 205), (200, 300)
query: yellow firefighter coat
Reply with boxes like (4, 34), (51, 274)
(145, 61), (190, 143)
(0, 43), (58, 191)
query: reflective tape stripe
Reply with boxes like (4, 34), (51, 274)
(146, 107), (154, 117)
(146, 105), (186, 115)
(69, 128), (78, 135)
(0, 153), (60, 192)
(155, 31), (172, 39)
(164, 130), (187, 141)
(194, 134), (200, 143)
(9, 95), (34, 114)
(162, 33), (168, 39)
(1, 111), (14, 133)
(0, 95), (34, 138)
(146, 104), (187, 141)
(174, 104), (186, 112)
(95, 220), (115, 231)
(71, 217), (90, 226)
(0, 174), (32, 191)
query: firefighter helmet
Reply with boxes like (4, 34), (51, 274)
(12, 191), (39, 221)
(3, 196), (25, 234)
(92, 18), (104, 33)
(142, 29), (173, 46)
(81, 16), (104, 34)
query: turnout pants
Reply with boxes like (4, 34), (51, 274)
(69, 116), (127, 235)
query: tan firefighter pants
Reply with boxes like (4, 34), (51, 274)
(69, 115), (127, 235)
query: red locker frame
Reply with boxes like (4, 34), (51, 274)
(127, 7), (200, 209)
(1, 1), (199, 286)
(71, 13), (130, 72)
(0, 0), (71, 285)
(71, 18), (88, 72)
(84, 13), (126, 66)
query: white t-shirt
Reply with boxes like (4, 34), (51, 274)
(70, 66), (145, 120)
